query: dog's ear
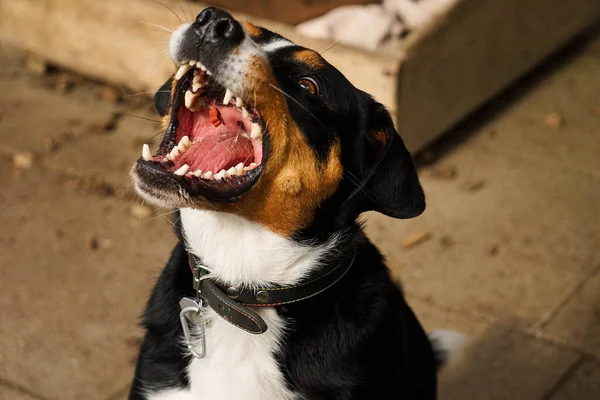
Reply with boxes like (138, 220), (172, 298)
(154, 76), (174, 117)
(343, 101), (425, 220)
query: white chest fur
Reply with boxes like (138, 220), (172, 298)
(149, 307), (296, 400)
(148, 209), (339, 400)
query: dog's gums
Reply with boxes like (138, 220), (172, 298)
(138, 60), (266, 200)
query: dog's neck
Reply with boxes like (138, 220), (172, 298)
(179, 208), (341, 287)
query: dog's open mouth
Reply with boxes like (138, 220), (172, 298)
(135, 61), (268, 202)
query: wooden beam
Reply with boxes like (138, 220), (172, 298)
(0, 0), (597, 153)
(0, 0), (398, 112)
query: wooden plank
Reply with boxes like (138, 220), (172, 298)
(396, 0), (600, 151)
(194, 0), (377, 25)
(0, 0), (398, 114)
(0, 0), (597, 153)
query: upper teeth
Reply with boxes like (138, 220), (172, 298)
(223, 89), (233, 105)
(250, 123), (262, 139)
(175, 64), (193, 80)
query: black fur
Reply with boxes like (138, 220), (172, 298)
(134, 9), (435, 399)
(130, 226), (437, 400)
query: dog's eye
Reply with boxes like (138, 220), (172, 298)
(297, 77), (319, 95)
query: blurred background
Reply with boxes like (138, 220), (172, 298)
(0, 1), (599, 399)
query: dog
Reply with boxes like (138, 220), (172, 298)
(129, 7), (459, 399)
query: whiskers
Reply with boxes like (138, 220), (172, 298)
(136, 21), (173, 34)
(149, 0), (184, 24)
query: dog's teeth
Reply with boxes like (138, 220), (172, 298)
(223, 89), (233, 105)
(175, 64), (193, 80)
(142, 144), (152, 161)
(241, 107), (250, 119)
(192, 74), (202, 85)
(174, 164), (189, 176)
(169, 146), (180, 160)
(193, 83), (202, 93)
(250, 162), (257, 167)
(226, 166), (236, 176)
(193, 169), (203, 177)
(235, 97), (244, 108)
(214, 169), (226, 180)
(178, 136), (191, 152)
(198, 63), (207, 72)
(235, 162), (245, 175)
(206, 70), (212, 76)
(250, 123), (262, 139)
(202, 171), (213, 180)
(189, 60), (196, 66)
(185, 90), (195, 109)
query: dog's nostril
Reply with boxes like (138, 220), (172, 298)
(223, 21), (241, 40)
(194, 8), (244, 45)
(212, 18), (243, 43)
(196, 8), (212, 26)
(213, 19), (231, 38)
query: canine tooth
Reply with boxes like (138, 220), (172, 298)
(202, 171), (213, 180)
(178, 136), (191, 152)
(174, 164), (189, 176)
(241, 107), (250, 119)
(192, 82), (202, 92)
(250, 123), (262, 139)
(214, 169), (226, 180)
(175, 64), (193, 80)
(185, 90), (196, 109)
(142, 144), (152, 161)
(223, 89), (233, 105)
(193, 170), (203, 177)
(192, 74), (202, 84)
(226, 166), (236, 175)
(235, 97), (244, 108)
(170, 146), (180, 159)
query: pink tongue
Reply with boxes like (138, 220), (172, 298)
(176, 135), (254, 172)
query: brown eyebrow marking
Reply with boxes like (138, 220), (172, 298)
(293, 49), (325, 69)
(243, 22), (262, 37)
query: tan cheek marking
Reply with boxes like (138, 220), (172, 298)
(217, 135), (342, 237)
(276, 170), (302, 196)
(293, 49), (325, 69)
(243, 22), (263, 38)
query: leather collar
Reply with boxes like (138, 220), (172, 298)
(188, 252), (356, 334)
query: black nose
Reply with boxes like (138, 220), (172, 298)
(194, 7), (244, 45)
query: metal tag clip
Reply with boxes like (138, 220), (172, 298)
(179, 297), (206, 359)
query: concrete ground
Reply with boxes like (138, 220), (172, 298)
(0, 26), (599, 399)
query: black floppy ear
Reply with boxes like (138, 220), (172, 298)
(356, 101), (425, 219)
(154, 76), (174, 117)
